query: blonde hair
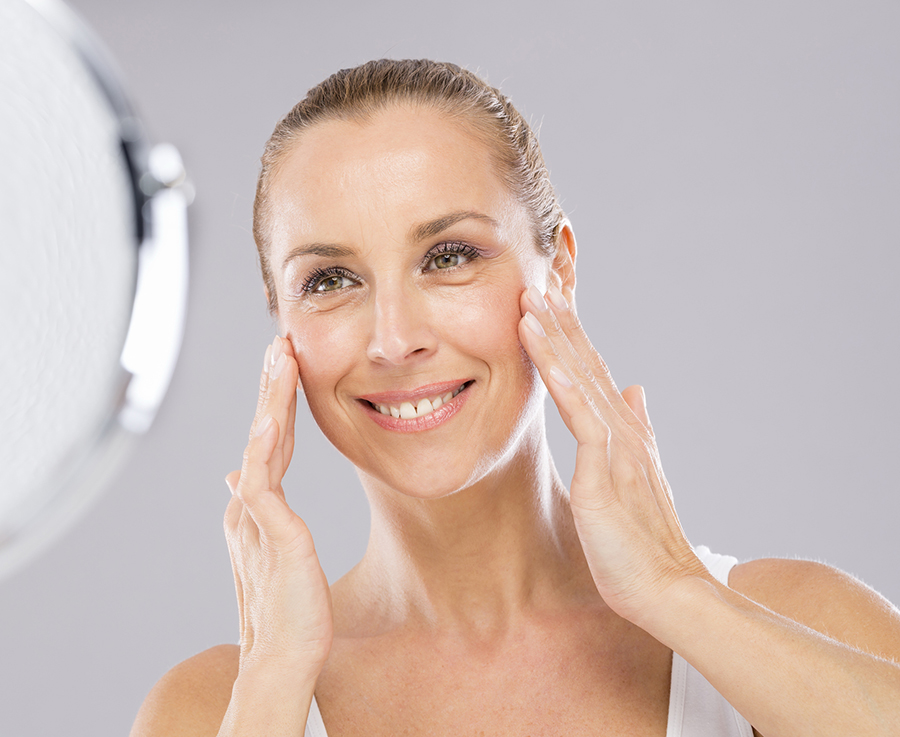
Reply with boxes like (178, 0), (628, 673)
(253, 59), (565, 313)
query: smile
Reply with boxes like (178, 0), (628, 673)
(358, 380), (474, 432)
(370, 383), (468, 419)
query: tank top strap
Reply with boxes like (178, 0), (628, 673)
(666, 546), (754, 737)
(305, 694), (328, 737)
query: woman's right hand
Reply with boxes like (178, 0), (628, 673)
(223, 336), (333, 682)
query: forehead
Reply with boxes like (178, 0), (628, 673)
(266, 105), (529, 250)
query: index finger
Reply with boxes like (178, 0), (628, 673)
(261, 336), (299, 492)
(521, 286), (649, 442)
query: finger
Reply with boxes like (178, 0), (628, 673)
(282, 390), (297, 474)
(237, 414), (307, 549)
(518, 310), (607, 451)
(249, 343), (274, 439)
(223, 494), (248, 642)
(264, 337), (300, 492)
(279, 338), (300, 472)
(543, 364), (617, 511)
(521, 286), (597, 389)
(236, 413), (280, 514)
(522, 286), (648, 441)
(546, 288), (649, 439)
(518, 289), (619, 441)
(225, 470), (241, 495)
(621, 384), (653, 437)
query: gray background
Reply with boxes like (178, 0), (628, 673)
(1, 1), (898, 735)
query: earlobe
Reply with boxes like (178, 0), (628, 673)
(551, 221), (577, 301)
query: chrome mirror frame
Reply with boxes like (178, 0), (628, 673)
(0, 0), (190, 578)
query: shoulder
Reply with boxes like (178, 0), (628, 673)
(728, 558), (900, 661)
(129, 644), (239, 737)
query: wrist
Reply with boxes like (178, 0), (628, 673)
(624, 564), (722, 644)
(636, 568), (728, 655)
(220, 663), (319, 737)
(236, 653), (323, 693)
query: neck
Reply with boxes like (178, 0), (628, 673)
(338, 422), (604, 638)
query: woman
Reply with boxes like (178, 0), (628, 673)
(131, 60), (900, 737)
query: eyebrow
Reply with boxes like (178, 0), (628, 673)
(282, 243), (355, 269)
(281, 211), (499, 270)
(410, 210), (500, 242)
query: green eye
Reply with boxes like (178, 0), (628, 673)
(315, 274), (351, 292)
(433, 253), (460, 269)
(423, 243), (481, 272)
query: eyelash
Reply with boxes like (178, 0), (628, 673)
(300, 242), (482, 294)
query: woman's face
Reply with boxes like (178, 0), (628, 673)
(266, 105), (557, 498)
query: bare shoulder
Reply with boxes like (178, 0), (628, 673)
(729, 558), (900, 661)
(129, 644), (240, 737)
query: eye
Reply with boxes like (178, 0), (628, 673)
(424, 242), (480, 271)
(314, 274), (351, 292)
(432, 252), (462, 269)
(303, 267), (358, 294)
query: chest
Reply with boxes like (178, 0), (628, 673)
(314, 627), (673, 737)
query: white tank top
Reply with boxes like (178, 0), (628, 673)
(304, 546), (753, 737)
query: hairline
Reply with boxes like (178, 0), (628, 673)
(259, 99), (546, 260)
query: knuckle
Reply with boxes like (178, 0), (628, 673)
(619, 453), (646, 486)
(258, 366), (270, 396)
(567, 311), (585, 334)
(546, 314), (565, 337)
(591, 422), (612, 447)
(577, 389), (594, 409)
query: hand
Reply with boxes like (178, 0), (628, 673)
(518, 285), (710, 626)
(223, 336), (333, 679)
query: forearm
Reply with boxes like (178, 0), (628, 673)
(217, 665), (316, 737)
(646, 576), (900, 737)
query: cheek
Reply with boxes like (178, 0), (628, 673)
(443, 276), (535, 381)
(283, 313), (359, 398)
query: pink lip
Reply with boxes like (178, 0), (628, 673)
(358, 381), (473, 433)
(357, 379), (470, 405)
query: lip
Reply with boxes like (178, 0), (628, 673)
(357, 379), (471, 406)
(358, 380), (474, 433)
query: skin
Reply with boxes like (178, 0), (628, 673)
(130, 104), (900, 737)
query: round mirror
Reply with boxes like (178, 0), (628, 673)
(0, 0), (189, 579)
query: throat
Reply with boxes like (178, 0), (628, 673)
(346, 456), (601, 636)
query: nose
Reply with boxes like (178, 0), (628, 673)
(365, 284), (437, 365)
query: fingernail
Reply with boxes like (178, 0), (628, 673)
(263, 343), (273, 373)
(255, 414), (273, 437)
(523, 311), (546, 337)
(270, 336), (283, 368)
(527, 285), (548, 311)
(225, 477), (236, 495)
(549, 366), (573, 388)
(271, 353), (287, 380)
(547, 286), (569, 311)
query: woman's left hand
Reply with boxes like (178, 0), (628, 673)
(518, 284), (710, 626)
(519, 284), (900, 736)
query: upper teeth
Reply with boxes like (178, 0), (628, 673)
(373, 384), (466, 419)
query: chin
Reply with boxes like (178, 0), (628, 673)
(355, 447), (508, 501)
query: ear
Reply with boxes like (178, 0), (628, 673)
(549, 220), (577, 302)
